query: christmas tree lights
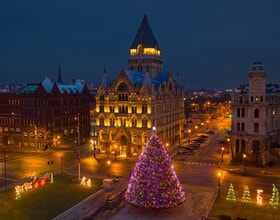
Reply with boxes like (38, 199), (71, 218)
(269, 184), (279, 207)
(226, 183), (236, 201)
(241, 185), (251, 203)
(125, 127), (185, 208)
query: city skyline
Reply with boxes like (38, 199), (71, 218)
(1, 1), (280, 88)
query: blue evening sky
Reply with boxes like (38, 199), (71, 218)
(1, 0), (280, 88)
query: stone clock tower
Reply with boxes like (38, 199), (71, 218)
(128, 15), (163, 78)
(248, 61), (267, 95)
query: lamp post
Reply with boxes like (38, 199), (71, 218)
(93, 120), (97, 158)
(201, 122), (204, 132)
(90, 140), (93, 156)
(188, 129), (191, 143)
(218, 172), (221, 198)
(107, 160), (111, 178)
(57, 135), (60, 150)
(221, 147), (224, 163)
(3, 149), (7, 191)
(76, 113), (81, 180)
(30, 124), (37, 149)
(243, 153), (247, 174)
(60, 156), (63, 175)
(114, 145), (117, 160)
(194, 125), (198, 138)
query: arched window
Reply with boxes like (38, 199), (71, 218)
(137, 44), (143, 55)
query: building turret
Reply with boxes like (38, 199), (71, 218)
(128, 15), (163, 78)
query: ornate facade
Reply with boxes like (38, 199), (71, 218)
(231, 61), (280, 166)
(95, 16), (185, 157)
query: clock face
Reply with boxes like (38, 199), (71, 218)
(253, 79), (261, 87)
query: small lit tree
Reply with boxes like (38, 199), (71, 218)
(241, 185), (251, 203)
(226, 183), (236, 201)
(269, 184), (279, 207)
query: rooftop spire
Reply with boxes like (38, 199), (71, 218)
(130, 15), (159, 49)
(101, 65), (108, 89)
(57, 63), (63, 84)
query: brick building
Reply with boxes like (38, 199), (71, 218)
(0, 76), (90, 150)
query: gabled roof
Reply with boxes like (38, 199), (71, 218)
(124, 70), (159, 85)
(41, 76), (85, 94)
(42, 76), (54, 93)
(130, 15), (160, 49)
(154, 71), (171, 84)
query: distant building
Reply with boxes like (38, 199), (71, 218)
(95, 15), (185, 157)
(231, 61), (280, 166)
(0, 74), (90, 150)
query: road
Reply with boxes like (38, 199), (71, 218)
(0, 145), (136, 190)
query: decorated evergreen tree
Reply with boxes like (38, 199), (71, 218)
(125, 127), (185, 208)
(226, 183), (236, 201)
(269, 184), (279, 207)
(241, 185), (251, 203)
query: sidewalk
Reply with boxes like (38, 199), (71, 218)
(219, 153), (280, 178)
(94, 153), (138, 164)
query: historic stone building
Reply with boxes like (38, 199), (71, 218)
(231, 61), (280, 166)
(95, 15), (185, 157)
(0, 74), (90, 150)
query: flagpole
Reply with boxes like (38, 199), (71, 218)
(77, 113), (81, 180)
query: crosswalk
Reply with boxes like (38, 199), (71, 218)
(173, 160), (218, 167)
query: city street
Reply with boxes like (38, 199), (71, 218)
(1, 116), (280, 219)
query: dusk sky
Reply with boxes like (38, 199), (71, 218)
(1, 1), (280, 88)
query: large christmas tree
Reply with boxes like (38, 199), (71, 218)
(125, 127), (185, 208)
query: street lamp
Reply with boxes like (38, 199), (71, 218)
(221, 147), (224, 163)
(93, 140), (97, 158)
(3, 149), (7, 191)
(57, 135), (60, 150)
(243, 153), (247, 173)
(114, 145), (117, 160)
(107, 160), (111, 178)
(188, 129), (191, 143)
(75, 113), (81, 180)
(218, 172), (221, 198)
(91, 140), (93, 155)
